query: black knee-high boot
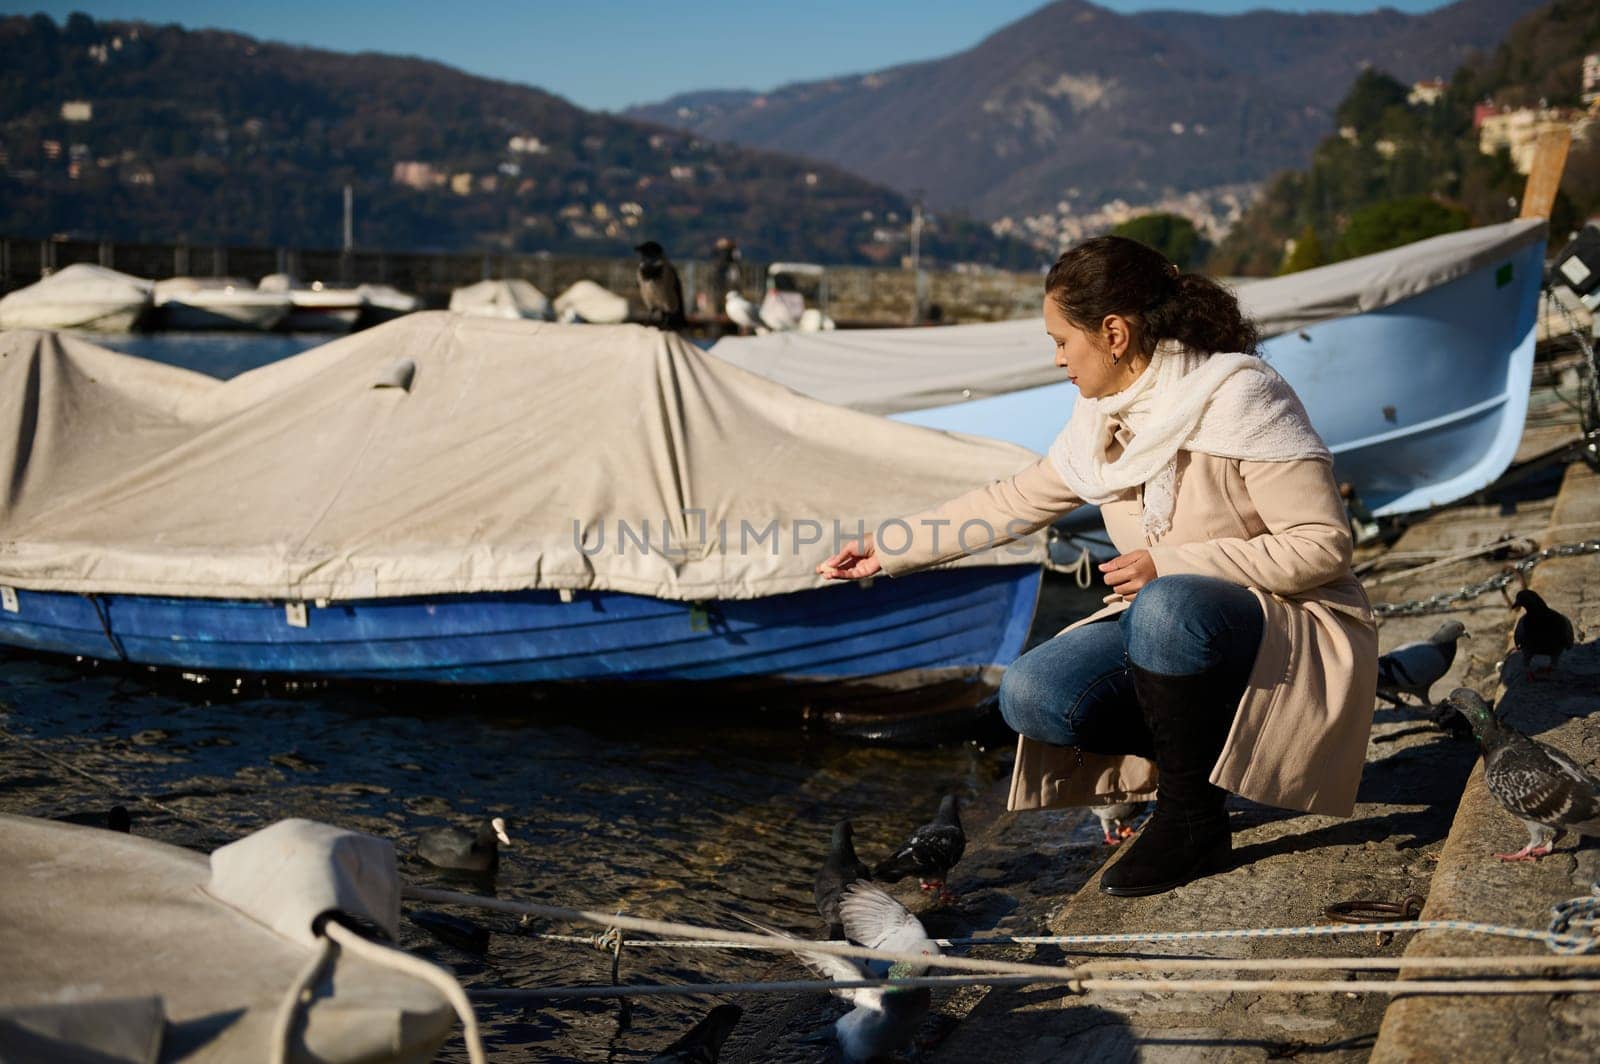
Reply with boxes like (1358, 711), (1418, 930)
(1099, 664), (1238, 897)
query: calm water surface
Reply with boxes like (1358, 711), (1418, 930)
(0, 330), (1092, 1062)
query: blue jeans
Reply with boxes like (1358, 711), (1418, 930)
(999, 574), (1265, 756)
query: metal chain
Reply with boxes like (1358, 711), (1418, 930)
(1544, 284), (1600, 435)
(1371, 538), (1600, 618)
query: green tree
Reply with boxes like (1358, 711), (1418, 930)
(1335, 69), (1409, 137)
(1112, 212), (1207, 269)
(1280, 224), (1325, 274)
(1332, 197), (1469, 260)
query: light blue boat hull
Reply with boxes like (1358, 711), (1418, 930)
(893, 237), (1544, 517)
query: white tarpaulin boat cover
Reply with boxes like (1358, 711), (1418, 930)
(449, 278), (552, 320)
(708, 218), (1547, 416)
(0, 314), (1043, 602)
(0, 814), (453, 1063)
(0, 263), (154, 330)
(553, 279), (629, 323)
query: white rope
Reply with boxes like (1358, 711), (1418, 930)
(1362, 534), (1535, 587)
(323, 921), (488, 1064)
(405, 885), (1600, 995)
(468, 974), (1600, 1003)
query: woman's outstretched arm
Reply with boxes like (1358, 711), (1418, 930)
(872, 456), (1081, 577)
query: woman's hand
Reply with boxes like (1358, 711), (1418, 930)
(818, 536), (882, 581)
(1099, 549), (1156, 599)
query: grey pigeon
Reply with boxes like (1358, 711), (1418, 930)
(873, 793), (966, 902)
(416, 817), (509, 875)
(815, 820), (871, 939)
(744, 883), (938, 1062)
(1512, 590), (1576, 678)
(648, 1003), (742, 1063)
(1445, 688), (1600, 861)
(1091, 801), (1146, 846)
(635, 241), (686, 330)
(1376, 620), (1470, 707)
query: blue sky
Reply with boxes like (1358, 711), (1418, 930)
(18, 1), (1456, 112)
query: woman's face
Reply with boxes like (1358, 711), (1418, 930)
(1045, 295), (1128, 399)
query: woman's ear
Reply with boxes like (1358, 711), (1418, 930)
(1101, 314), (1132, 360)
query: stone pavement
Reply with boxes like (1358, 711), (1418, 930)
(1370, 459), (1600, 1064)
(721, 411), (1597, 1064)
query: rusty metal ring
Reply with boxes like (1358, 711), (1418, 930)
(1323, 895), (1425, 924)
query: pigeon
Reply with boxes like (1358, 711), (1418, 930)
(416, 817), (510, 875)
(724, 290), (767, 334)
(647, 1003), (743, 1063)
(743, 883), (938, 1063)
(1444, 688), (1600, 861)
(1512, 590), (1576, 679)
(1376, 620), (1471, 708)
(873, 793), (966, 903)
(635, 241), (686, 330)
(1091, 801), (1146, 845)
(815, 820), (872, 938)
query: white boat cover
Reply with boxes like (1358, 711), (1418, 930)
(449, 278), (552, 320)
(554, 279), (629, 323)
(0, 814), (452, 1063)
(708, 218), (1547, 416)
(0, 263), (153, 330)
(356, 283), (422, 313)
(0, 314), (1043, 602)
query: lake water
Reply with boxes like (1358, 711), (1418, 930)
(0, 329), (1099, 1062)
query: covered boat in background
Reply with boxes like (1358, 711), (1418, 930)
(449, 278), (553, 320)
(154, 276), (292, 330)
(554, 279), (630, 323)
(259, 272), (365, 332)
(0, 315), (1045, 722)
(0, 263), (153, 331)
(710, 218), (1548, 520)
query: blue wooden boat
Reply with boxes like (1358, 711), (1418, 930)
(713, 219), (1548, 521)
(0, 318), (1048, 723)
(0, 565), (1039, 689)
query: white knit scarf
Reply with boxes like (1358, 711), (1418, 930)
(1046, 343), (1331, 541)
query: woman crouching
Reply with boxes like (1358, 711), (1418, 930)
(818, 236), (1378, 897)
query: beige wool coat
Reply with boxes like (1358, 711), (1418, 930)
(877, 421), (1379, 818)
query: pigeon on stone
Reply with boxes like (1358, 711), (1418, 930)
(1512, 590), (1576, 679)
(873, 793), (966, 903)
(743, 883), (938, 1063)
(1376, 620), (1470, 708)
(1091, 801), (1146, 846)
(647, 1003), (743, 1063)
(1444, 688), (1600, 861)
(815, 819), (871, 939)
(417, 817), (510, 875)
(635, 241), (686, 330)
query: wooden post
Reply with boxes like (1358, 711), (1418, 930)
(1519, 127), (1572, 221)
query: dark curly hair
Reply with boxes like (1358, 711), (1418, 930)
(1045, 235), (1258, 357)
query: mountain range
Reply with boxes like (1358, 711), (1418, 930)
(0, 13), (1034, 266)
(625, 0), (1547, 221)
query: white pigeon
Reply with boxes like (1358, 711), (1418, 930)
(1091, 801), (1146, 845)
(724, 290), (767, 334)
(744, 882), (938, 1062)
(1376, 620), (1470, 708)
